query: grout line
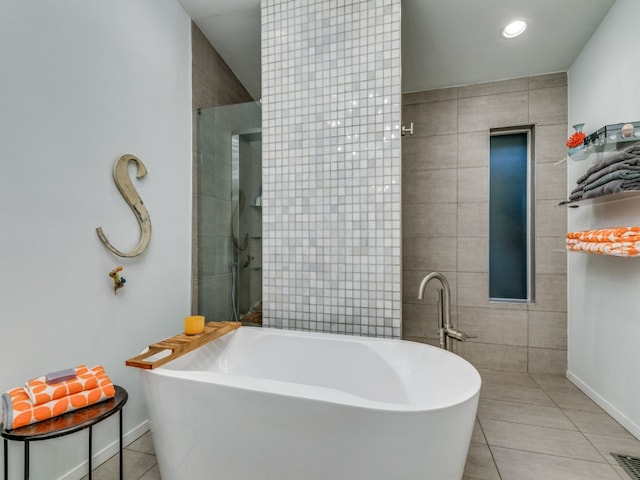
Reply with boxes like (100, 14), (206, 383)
(475, 415), (504, 479)
(528, 374), (614, 466)
(488, 444), (620, 468)
(136, 461), (159, 480)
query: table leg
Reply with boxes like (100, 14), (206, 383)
(119, 410), (123, 480)
(24, 441), (28, 480)
(4, 439), (7, 480)
(88, 426), (92, 480)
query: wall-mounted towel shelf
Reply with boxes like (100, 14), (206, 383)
(568, 123), (640, 161)
(558, 190), (640, 208)
(125, 321), (241, 370)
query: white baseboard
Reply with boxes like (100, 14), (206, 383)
(58, 419), (150, 480)
(567, 370), (640, 440)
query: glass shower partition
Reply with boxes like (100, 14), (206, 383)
(196, 101), (262, 325)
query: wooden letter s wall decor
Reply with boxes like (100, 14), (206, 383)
(96, 154), (152, 257)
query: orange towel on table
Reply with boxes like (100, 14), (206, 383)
(24, 365), (105, 405)
(2, 366), (115, 431)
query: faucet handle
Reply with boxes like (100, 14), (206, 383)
(446, 328), (477, 342)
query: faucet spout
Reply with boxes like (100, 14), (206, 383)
(417, 271), (450, 300)
(417, 272), (469, 351)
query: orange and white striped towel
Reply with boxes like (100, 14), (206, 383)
(24, 365), (105, 405)
(566, 227), (640, 243)
(566, 227), (640, 257)
(566, 240), (640, 257)
(2, 367), (115, 431)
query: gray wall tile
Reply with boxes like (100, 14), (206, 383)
(403, 202), (458, 237)
(535, 237), (567, 275)
(403, 87), (458, 104)
(536, 124), (570, 164)
(403, 168), (457, 204)
(529, 311), (568, 349)
(458, 272), (488, 307)
(458, 307), (528, 346)
(536, 161), (567, 200)
(198, 196), (231, 237)
(531, 274), (567, 312)
(528, 347), (567, 375)
(403, 134), (458, 172)
(458, 167), (488, 203)
(458, 236), (488, 273)
(458, 91), (529, 133)
(528, 72), (567, 90)
(402, 72), (568, 373)
(402, 303), (440, 339)
(458, 342), (528, 372)
(405, 99), (458, 137)
(458, 202), (489, 237)
(458, 132), (489, 168)
(458, 77), (529, 98)
(403, 236), (458, 271)
(529, 86), (568, 126)
(535, 199), (567, 237)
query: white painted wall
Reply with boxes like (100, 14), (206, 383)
(568, 0), (640, 440)
(0, 2), (192, 478)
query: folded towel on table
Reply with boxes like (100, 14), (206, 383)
(2, 366), (115, 430)
(24, 365), (106, 406)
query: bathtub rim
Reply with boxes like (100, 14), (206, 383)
(142, 326), (482, 413)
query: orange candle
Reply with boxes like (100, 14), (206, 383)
(184, 315), (205, 335)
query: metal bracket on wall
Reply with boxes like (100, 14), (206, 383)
(96, 154), (152, 258)
(401, 122), (414, 136)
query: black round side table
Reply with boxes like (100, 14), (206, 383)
(2, 385), (128, 480)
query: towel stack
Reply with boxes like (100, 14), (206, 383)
(569, 145), (640, 201)
(566, 227), (640, 256)
(1, 365), (115, 431)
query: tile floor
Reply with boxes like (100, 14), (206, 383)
(80, 432), (159, 480)
(85, 370), (640, 479)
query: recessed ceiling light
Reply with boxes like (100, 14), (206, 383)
(502, 20), (527, 39)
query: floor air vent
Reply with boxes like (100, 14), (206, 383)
(612, 453), (640, 479)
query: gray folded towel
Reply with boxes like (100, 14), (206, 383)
(584, 162), (640, 187)
(582, 179), (640, 199)
(576, 145), (640, 184)
(582, 170), (640, 192)
(569, 189), (583, 201)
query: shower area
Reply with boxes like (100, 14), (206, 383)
(196, 101), (262, 325)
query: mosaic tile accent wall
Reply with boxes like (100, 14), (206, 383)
(261, 0), (402, 337)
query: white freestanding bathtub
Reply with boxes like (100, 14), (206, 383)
(140, 327), (481, 480)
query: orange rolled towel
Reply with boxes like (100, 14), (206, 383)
(2, 366), (115, 431)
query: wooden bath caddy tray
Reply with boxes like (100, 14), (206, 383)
(126, 321), (241, 370)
